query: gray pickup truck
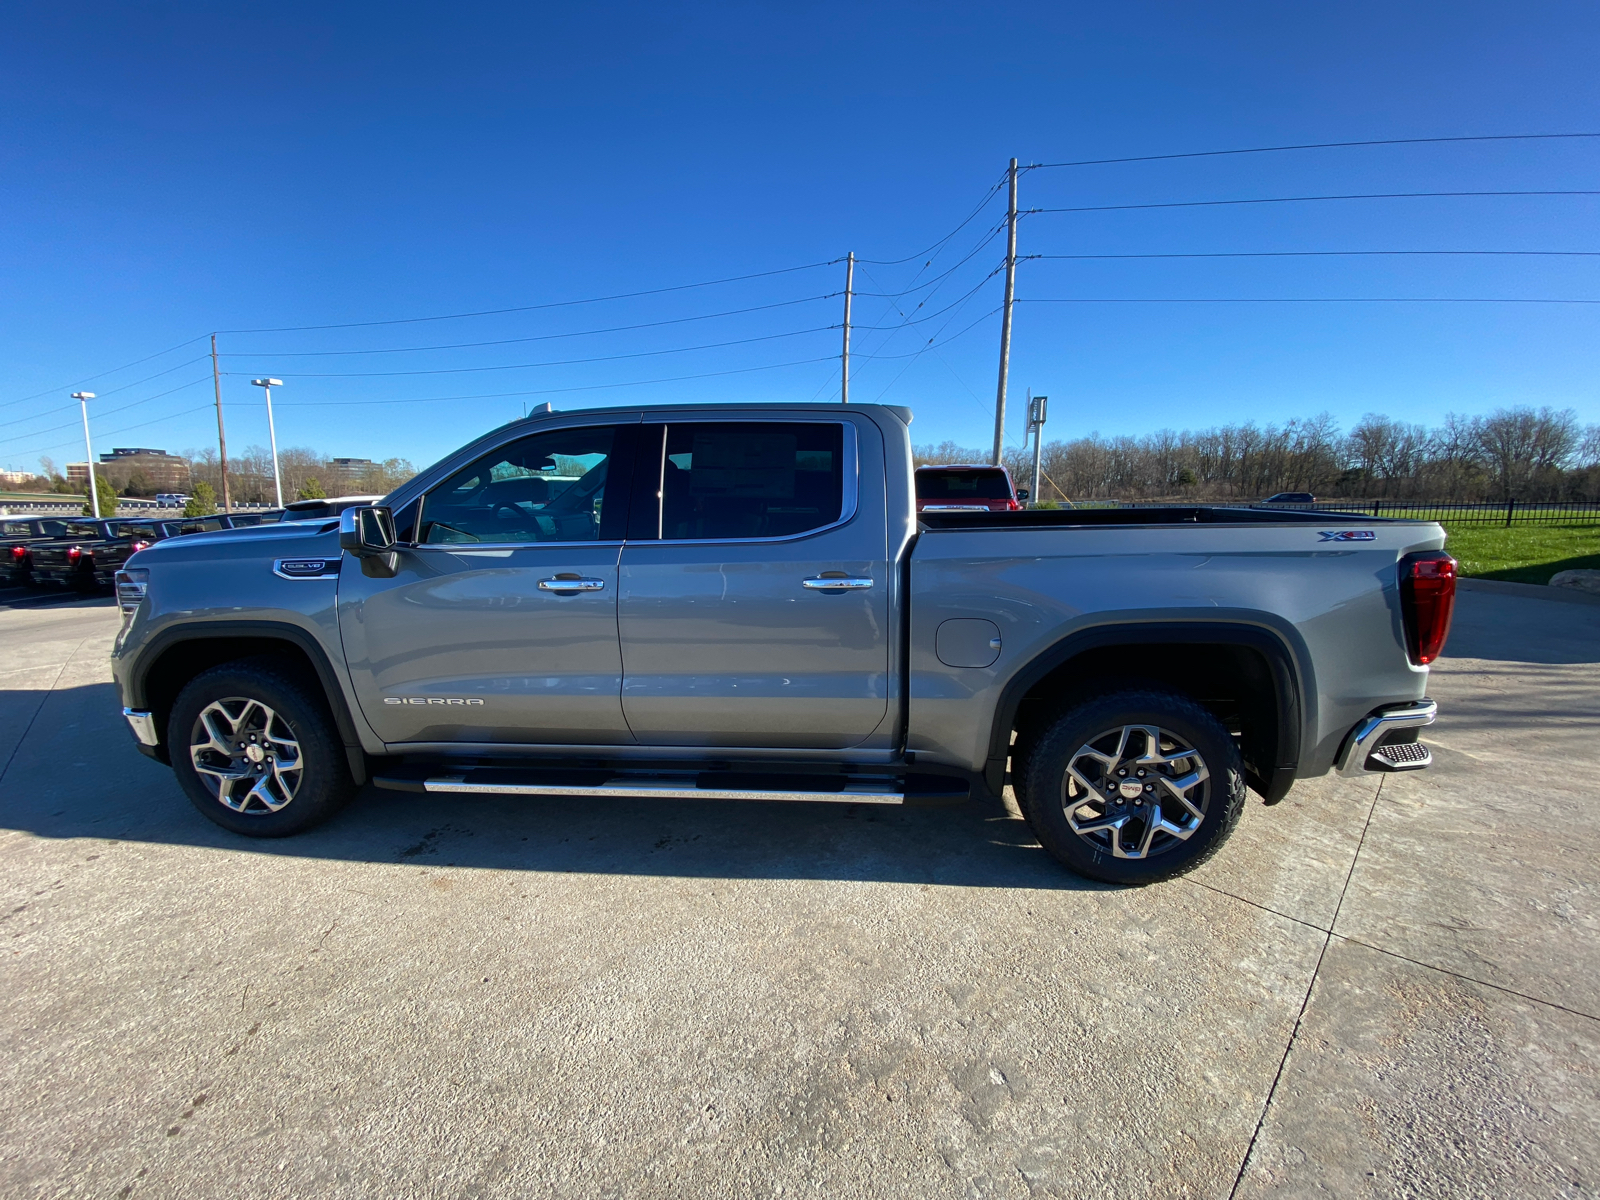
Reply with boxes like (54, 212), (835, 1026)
(111, 403), (1457, 883)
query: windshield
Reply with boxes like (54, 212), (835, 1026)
(916, 469), (1013, 501)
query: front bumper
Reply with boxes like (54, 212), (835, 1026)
(123, 708), (159, 747)
(1336, 699), (1437, 776)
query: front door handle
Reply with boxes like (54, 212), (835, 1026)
(802, 576), (874, 590)
(538, 576), (606, 592)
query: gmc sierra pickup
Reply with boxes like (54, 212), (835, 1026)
(111, 403), (1455, 883)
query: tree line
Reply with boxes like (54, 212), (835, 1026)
(917, 406), (1600, 504)
(21, 445), (418, 505)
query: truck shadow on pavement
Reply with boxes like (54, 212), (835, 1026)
(1, 682), (1097, 892)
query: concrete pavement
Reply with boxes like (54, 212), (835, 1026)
(0, 591), (1595, 1198)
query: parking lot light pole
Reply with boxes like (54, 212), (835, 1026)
(1028, 394), (1048, 507)
(72, 392), (99, 518)
(250, 378), (285, 508)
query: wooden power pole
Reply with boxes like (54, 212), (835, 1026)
(992, 158), (1019, 466)
(210, 334), (233, 513)
(840, 252), (854, 403)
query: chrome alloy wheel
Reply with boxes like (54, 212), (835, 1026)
(189, 697), (304, 814)
(1061, 724), (1210, 860)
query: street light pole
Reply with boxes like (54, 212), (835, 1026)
(251, 378), (285, 508)
(1028, 394), (1048, 507)
(72, 392), (99, 518)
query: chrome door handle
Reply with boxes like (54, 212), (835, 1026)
(538, 576), (606, 592)
(802, 576), (874, 590)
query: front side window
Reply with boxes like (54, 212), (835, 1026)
(65, 522), (106, 538)
(420, 425), (619, 544)
(656, 422), (845, 541)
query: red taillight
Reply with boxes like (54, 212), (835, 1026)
(1401, 551), (1457, 665)
(67, 546), (82, 562)
(8, 545), (23, 561)
(131, 541), (150, 552)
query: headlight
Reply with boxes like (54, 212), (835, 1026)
(115, 568), (149, 615)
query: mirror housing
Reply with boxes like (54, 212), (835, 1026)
(1016, 488), (1030, 503)
(339, 505), (398, 577)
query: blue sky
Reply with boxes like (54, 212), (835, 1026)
(2, 1), (1597, 475)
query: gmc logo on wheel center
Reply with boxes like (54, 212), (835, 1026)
(383, 697), (486, 706)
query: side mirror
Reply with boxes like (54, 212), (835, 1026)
(339, 505), (398, 577)
(1016, 488), (1030, 503)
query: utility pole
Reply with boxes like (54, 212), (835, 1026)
(991, 158), (1019, 466)
(210, 334), (232, 513)
(1028, 393), (1049, 507)
(840, 251), (854, 403)
(72, 392), (98, 518)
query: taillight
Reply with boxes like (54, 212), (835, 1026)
(8, 545), (23, 561)
(67, 546), (82, 562)
(131, 541), (150, 552)
(1400, 551), (1457, 665)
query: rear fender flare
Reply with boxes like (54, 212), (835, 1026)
(984, 618), (1310, 802)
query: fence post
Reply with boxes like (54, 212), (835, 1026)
(1505, 497), (1515, 527)
(1372, 500), (1381, 517)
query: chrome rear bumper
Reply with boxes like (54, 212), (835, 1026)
(1336, 700), (1437, 776)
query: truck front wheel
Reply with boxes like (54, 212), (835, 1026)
(1017, 689), (1245, 884)
(169, 658), (356, 837)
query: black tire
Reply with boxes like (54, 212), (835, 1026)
(1017, 688), (1246, 885)
(169, 657), (356, 837)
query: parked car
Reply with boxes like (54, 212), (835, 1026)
(915, 464), (1023, 512)
(113, 403), (1456, 885)
(277, 496), (382, 521)
(1263, 492), (1317, 505)
(155, 494), (191, 509)
(2, 517), (71, 584)
(31, 519), (173, 590)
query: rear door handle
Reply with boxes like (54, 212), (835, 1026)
(538, 576), (606, 592)
(802, 576), (874, 590)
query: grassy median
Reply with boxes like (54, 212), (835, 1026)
(1441, 521), (1600, 585)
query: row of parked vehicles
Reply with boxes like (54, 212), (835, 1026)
(1, 496), (379, 593)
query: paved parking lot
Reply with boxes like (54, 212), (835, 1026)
(1, 586), (1597, 1198)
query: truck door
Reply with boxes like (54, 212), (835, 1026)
(616, 418), (891, 749)
(338, 421), (637, 746)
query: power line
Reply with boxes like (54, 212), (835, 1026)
(219, 296), (839, 358)
(3, 399), (217, 462)
(853, 175), (1008, 266)
(271, 356), (840, 407)
(1029, 249), (1600, 260)
(216, 260), (844, 334)
(1026, 132), (1600, 171)
(222, 326), (837, 380)
(0, 339), (209, 412)
(0, 378), (213, 453)
(1018, 296), (1600, 303)
(1029, 190), (1600, 216)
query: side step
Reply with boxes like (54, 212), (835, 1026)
(373, 768), (969, 807)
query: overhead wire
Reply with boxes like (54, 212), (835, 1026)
(216, 260), (845, 334)
(222, 326), (840, 379)
(219, 296), (840, 358)
(1028, 190), (1600, 215)
(1018, 296), (1600, 304)
(1026, 132), (1600, 171)
(0, 378), (214, 455)
(1029, 249), (1600, 260)
(0, 334), (209, 412)
(272, 356), (841, 407)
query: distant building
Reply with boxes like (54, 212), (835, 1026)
(0, 469), (37, 486)
(66, 462), (89, 487)
(325, 458), (375, 490)
(96, 447), (189, 492)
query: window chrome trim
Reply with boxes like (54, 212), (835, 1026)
(642, 418), (860, 547)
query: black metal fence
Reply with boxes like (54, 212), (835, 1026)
(1067, 499), (1600, 526)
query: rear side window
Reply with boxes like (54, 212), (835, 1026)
(650, 422), (845, 541)
(916, 469), (1013, 501)
(64, 522), (104, 538)
(1, 522), (29, 537)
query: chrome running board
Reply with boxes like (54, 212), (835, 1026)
(420, 776), (906, 804)
(373, 768), (970, 807)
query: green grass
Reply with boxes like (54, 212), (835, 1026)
(1441, 521), (1600, 585)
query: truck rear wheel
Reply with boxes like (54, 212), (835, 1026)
(169, 658), (356, 837)
(1017, 688), (1245, 884)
